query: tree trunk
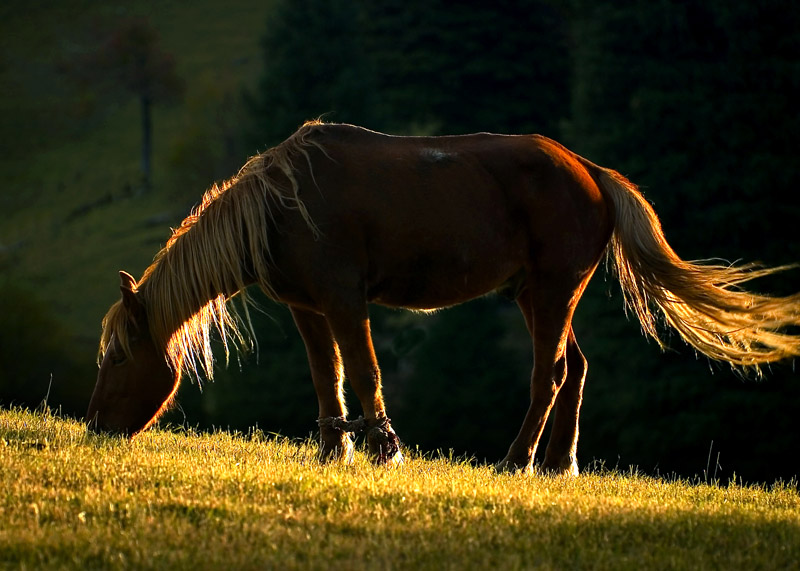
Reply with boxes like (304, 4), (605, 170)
(141, 94), (152, 190)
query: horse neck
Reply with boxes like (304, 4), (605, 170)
(137, 220), (254, 358)
(131, 127), (321, 376)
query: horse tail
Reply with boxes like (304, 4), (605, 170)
(592, 166), (800, 371)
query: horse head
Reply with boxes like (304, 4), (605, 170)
(86, 271), (179, 436)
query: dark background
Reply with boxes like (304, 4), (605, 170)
(2, 0), (799, 483)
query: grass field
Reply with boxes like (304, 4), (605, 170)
(1, 407), (798, 570)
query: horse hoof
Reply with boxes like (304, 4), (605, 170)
(319, 433), (355, 464)
(495, 457), (534, 475)
(376, 448), (405, 467)
(366, 417), (402, 465)
(541, 461), (579, 477)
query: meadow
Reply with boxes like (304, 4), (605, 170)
(1, 407), (798, 570)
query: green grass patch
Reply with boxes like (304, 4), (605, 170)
(1, 407), (798, 569)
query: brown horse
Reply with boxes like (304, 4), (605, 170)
(87, 121), (800, 473)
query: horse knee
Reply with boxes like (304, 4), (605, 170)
(562, 343), (588, 399)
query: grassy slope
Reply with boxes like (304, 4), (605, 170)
(1, 408), (799, 570)
(0, 1), (275, 341)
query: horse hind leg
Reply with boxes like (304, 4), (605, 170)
(496, 281), (581, 474)
(541, 328), (587, 476)
(290, 306), (354, 463)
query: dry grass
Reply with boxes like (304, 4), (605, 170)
(1, 407), (798, 570)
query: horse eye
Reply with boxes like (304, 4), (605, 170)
(111, 354), (127, 366)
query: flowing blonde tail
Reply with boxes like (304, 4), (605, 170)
(595, 167), (800, 371)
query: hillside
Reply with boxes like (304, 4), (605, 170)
(2, 407), (799, 569)
(1, 1), (276, 341)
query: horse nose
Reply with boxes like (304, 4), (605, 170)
(85, 410), (112, 435)
(85, 413), (105, 434)
(86, 419), (127, 437)
(85, 411), (133, 437)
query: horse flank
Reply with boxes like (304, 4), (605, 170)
(99, 121), (324, 381)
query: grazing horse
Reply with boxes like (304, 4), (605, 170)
(87, 121), (800, 474)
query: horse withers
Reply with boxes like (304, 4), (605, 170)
(87, 121), (800, 474)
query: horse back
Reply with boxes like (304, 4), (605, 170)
(268, 124), (612, 310)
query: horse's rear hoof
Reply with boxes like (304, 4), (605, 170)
(495, 457), (534, 475)
(541, 460), (579, 476)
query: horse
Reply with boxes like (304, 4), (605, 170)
(86, 121), (800, 474)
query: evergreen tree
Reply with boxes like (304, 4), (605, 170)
(69, 17), (184, 188)
(246, 0), (377, 148)
(566, 0), (800, 482)
(362, 0), (570, 135)
(384, 298), (531, 461)
(567, 1), (800, 264)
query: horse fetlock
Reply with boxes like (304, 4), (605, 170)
(366, 417), (403, 465)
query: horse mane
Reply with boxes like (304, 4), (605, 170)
(99, 120), (324, 381)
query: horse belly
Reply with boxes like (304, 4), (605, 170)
(368, 270), (520, 310)
(365, 218), (526, 310)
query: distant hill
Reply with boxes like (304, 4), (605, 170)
(1, 1), (276, 341)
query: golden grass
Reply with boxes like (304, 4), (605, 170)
(1, 407), (798, 570)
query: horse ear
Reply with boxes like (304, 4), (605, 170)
(119, 271), (145, 322)
(120, 270), (136, 291)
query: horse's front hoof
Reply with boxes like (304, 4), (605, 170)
(318, 430), (355, 464)
(376, 447), (404, 466)
(366, 417), (403, 466)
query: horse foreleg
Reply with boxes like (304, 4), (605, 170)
(541, 328), (587, 475)
(497, 286), (575, 474)
(290, 306), (353, 463)
(324, 304), (403, 465)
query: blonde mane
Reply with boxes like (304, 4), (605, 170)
(99, 121), (324, 381)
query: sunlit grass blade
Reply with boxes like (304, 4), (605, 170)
(1, 407), (798, 570)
